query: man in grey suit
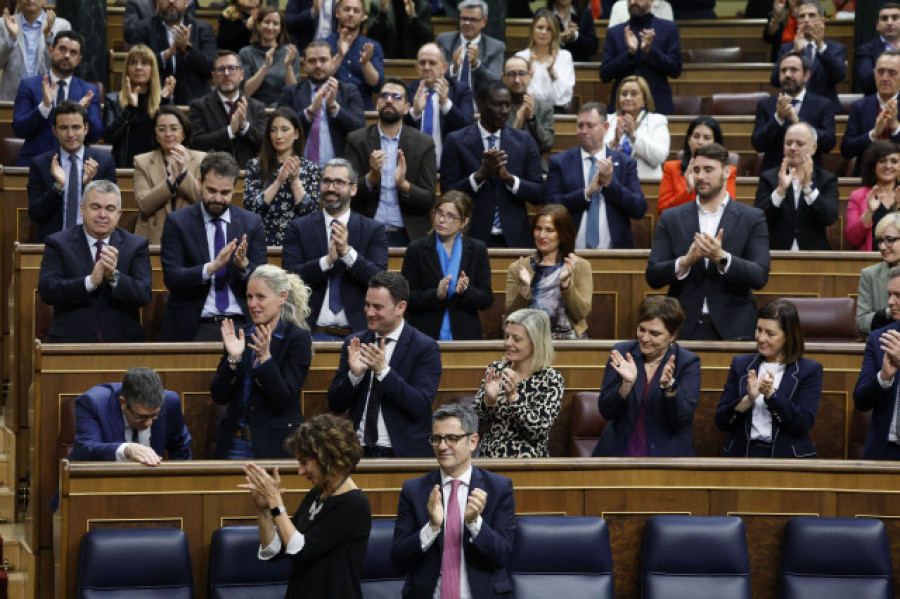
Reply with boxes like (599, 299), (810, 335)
(346, 77), (437, 246)
(435, 0), (505, 106)
(0, 0), (70, 101)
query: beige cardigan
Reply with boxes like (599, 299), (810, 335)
(132, 149), (206, 244)
(505, 256), (593, 337)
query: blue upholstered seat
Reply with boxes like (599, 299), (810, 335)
(208, 525), (291, 599)
(361, 518), (405, 599)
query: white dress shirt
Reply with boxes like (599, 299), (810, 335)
(350, 320), (404, 449)
(316, 209), (358, 327)
(575, 147), (612, 249)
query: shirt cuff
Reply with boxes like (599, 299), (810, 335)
(85, 275), (97, 293)
(892, 124), (900, 137)
(771, 190), (785, 207)
(114, 443), (129, 461)
(507, 175), (520, 194)
(674, 257), (689, 280)
(284, 530), (305, 554)
(466, 515), (482, 538)
(227, 125), (235, 139)
(341, 248), (358, 267)
(202, 263), (213, 281)
(348, 371), (364, 387)
(239, 121), (250, 136)
(719, 252), (732, 273)
(878, 370), (895, 389)
(802, 187), (819, 205)
(440, 99), (453, 114)
(468, 173), (482, 193)
(319, 256), (331, 272)
(376, 366), (391, 381)
(420, 522), (440, 550)
(774, 113), (786, 126)
(39, 102), (52, 119)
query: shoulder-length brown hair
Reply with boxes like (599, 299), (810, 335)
(528, 9), (561, 54)
(757, 299), (804, 364)
(430, 191), (473, 233)
(250, 7), (289, 46)
(532, 204), (575, 260)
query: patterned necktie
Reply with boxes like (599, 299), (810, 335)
(66, 153), (80, 228)
(363, 336), (394, 447)
(488, 135), (502, 231)
(440, 479), (462, 599)
(212, 218), (229, 312)
(423, 88), (435, 136)
(56, 79), (66, 106)
(307, 86), (322, 164)
(226, 100), (237, 119)
(586, 158), (601, 249)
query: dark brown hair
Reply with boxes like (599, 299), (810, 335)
(758, 299), (804, 364)
(153, 105), (192, 146)
(249, 7), (289, 46)
(637, 296), (685, 336)
(285, 414), (362, 481)
(259, 107), (305, 182)
(532, 204), (575, 260)
(431, 191), (473, 232)
(860, 140), (900, 188)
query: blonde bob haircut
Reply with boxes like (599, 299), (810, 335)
(118, 44), (163, 116)
(616, 75), (656, 113)
(503, 308), (554, 371)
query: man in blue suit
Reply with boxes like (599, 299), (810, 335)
(37, 180), (151, 343)
(328, 271), (441, 457)
(545, 102), (646, 249)
(159, 152), (267, 342)
(27, 100), (116, 243)
(854, 3), (900, 96)
(441, 81), (543, 248)
(854, 267), (900, 460)
(770, 0), (846, 113)
(842, 51), (900, 173)
(599, 0), (682, 115)
(282, 158), (388, 340)
(70, 367), (192, 465)
(752, 51), (836, 174)
(391, 403), (515, 598)
(13, 30), (102, 166)
(322, 0), (384, 110)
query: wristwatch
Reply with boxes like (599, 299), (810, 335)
(270, 505), (287, 518)
(718, 252), (729, 267)
(660, 379), (677, 393)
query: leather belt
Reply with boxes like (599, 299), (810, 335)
(234, 426), (252, 441)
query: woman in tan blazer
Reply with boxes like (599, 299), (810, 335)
(133, 106), (206, 244)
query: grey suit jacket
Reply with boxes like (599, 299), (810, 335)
(435, 31), (505, 95)
(0, 11), (70, 101)
(132, 148), (205, 244)
(857, 261), (892, 336)
(188, 92), (267, 169)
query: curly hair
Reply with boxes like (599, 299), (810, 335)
(285, 414), (362, 480)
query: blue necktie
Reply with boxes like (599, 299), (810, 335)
(422, 88), (435, 136)
(804, 43), (815, 68)
(459, 41), (471, 87)
(213, 219), (229, 312)
(328, 263), (344, 314)
(56, 79), (66, 106)
(488, 135), (502, 230)
(586, 158), (601, 249)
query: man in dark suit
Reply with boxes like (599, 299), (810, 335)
(189, 50), (267, 170)
(278, 40), (366, 166)
(854, 3), (900, 96)
(404, 42), (474, 169)
(854, 266), (900, 460)
(328, 271), (441, 457)
(283, 158), (388, 340)
(435, 0), (505, 105)
(755, 122), (839, 251)
(770, 0), (847, 113)
(70, 367), (192, 465)
(600, 0), (682, 115)
(441, 81), (544, 248)
(545, 102), (646, 249)
(37, 180), (151, 342)
(130, 0), (216, 105)
(123, 0), (197, 46)
(27, 100), (117, 242)
(752, 52), (836, 174)
(647, 143), (770, 341)
(323, 0), (384, 110)
(391, 403), (515, 598)
(159, 152), (267, 342)
(502, 55), (554, 170)
(841, 51), (900, 173)
(13, 30), (103, 166)
(346, 77), (436, 246)
(366, 0), (433, 59)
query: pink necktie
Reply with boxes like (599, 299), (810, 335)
(440, 479), (462, 599)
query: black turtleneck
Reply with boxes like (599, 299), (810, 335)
(627, 12), (654, 31)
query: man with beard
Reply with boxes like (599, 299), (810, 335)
(441, 81), (543, 248)
(131, 0), (216, 105)
(754, 121), (838, 251)
(323, 0), (384, 110)
(13, 30), (102, 166)
(278, 40), (366, 166)
(158, 152), (267, 341)
(123, 0), (197, 46)
(600, 0), (682, 115)
(646, 143), (770, 341)
(843, 51), (900, 175)
(0, 0), (71, 101)
(189, 50), (267, 169)
(345, 77), (436, 246)
(282, 158), (388, 340)
(856, 3), (900, 96)
(501, 55), (554, 172)
(751, 51), (835, 175)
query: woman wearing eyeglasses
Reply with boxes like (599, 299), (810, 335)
(845, 140), (900, 251)
(857, 213), (900, 336)
(474, 308), (563, 457)
(400, 192), (493, 341)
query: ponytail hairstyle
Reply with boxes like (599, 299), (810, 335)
(249, 264), (312, 330)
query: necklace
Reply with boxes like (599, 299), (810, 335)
(308, 474), (351, 521)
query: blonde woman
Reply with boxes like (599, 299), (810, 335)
(514, 8), (575, 113)
(603, 74), (670, 179)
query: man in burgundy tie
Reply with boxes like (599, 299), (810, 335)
(391, 403), (516, 599)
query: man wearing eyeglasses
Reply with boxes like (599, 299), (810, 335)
(391, 403), (515, 598)
(435, 0), (505, 103)
(345, 77), (436, 246)
(70, 367), (192, 465)
(502, 55), (554, 172)
(130, 0), (216, 106)
(189, 50), (268, 169)
(282, 158), (388, 340)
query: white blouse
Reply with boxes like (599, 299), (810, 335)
(515, 47), (575, 109)
(603, 111), (670, 179)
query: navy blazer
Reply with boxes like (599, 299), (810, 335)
(401, 233), (493, 340)
(554, 6), (599, 62)
(544, 146), (646, 249)
(841, 95), (900, 173)
(27, 147), (117, 242)
(593, 340), (701, 457)
(773, 41), (847, 113)
(646, 199), (770, 340)
(278, 79), (366, 160)
(284, 0), (337, 53)
(38, 226), (151, 342)
(323, 32), (384, 110)
(327, 323), (441, 457)
(189, 92), (267, 170)
(13, 75), (103, 166)
(404, 77), (474, 145)
(600, 15), (682, 115)
(130, 14), (217, 106)
(715, 354), (823, 458)
(441, 124), (544, 248)
(281, 210), (388, 331)
(750, 92), (836, 174)
(391, 466), (515, 599)
(854, 321), (900, 459)
(69, 383), (192, 461)
(854, 37), (887, 97)
(158, 204), (267, 341)
(210, 321), (311, 458)
(754, 163), (839, 250)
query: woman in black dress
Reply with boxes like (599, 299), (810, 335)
(241, 413), (371, 599)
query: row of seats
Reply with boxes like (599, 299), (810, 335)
(76, 515), (893, 599)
